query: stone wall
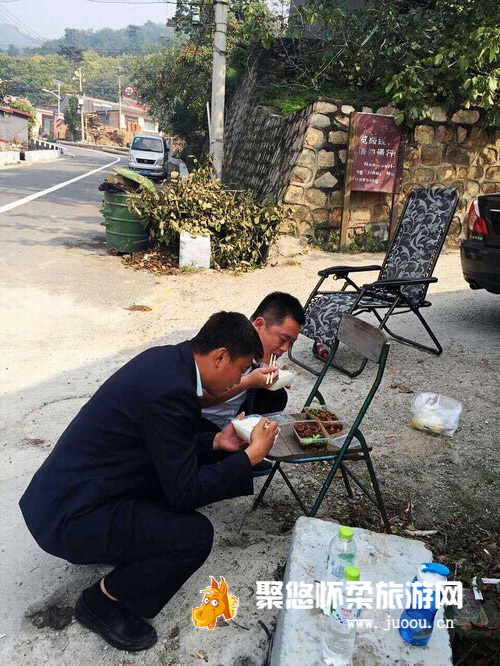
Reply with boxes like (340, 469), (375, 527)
(224, 79), (500, 247)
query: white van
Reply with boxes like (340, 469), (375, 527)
(128, 134), (169, 181)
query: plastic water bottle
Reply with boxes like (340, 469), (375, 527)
(326, 526), (357, 579)
(399, 562), (450, 646)
(323, 526), (357, 613)
(323, 566), (360, 666)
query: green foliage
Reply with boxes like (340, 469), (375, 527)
(131, 0), (286, 150)
(20, 22), (176, 57)
(63, 96), (80, 138)
(0, 50), (140, 107)
(286, 0), (500, 126)
(347, 227), (388, 254)
(128, 162), (286, 269)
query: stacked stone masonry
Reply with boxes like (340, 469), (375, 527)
(224, 76), (500, 247)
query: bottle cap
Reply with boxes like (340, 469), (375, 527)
(339, 526), (354, 540)
(421, 562), (450, 577)
(344, 566), (360, 581)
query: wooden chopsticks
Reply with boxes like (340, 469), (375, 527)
(266, 353), (277, 385)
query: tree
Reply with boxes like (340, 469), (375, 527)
(64, 96), (80, 140)
(58, 45), (84, 63)
(290, 0), (500, 125)
(131, 0), (284, 153)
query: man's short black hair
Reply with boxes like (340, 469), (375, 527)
(250, 292), (305, 327)
(190, 312), (264, 361)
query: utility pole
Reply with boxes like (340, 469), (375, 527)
(76, 68), (85, 142)
(118, 74), (122, 130)
(114, 66), (125, 130)
(209, 0), (228, 180)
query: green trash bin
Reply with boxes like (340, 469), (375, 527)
(101, 191), (150, 253)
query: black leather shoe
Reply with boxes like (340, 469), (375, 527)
(75, 593), (157, 651)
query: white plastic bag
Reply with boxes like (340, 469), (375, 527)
(409, 393), (462, 437)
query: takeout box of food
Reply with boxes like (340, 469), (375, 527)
(292, 420), (329, 451)
(304, 406), (340, 422)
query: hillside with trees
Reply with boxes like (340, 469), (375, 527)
(0, 21), (183, 109)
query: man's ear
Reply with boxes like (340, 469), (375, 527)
(252, 316), (266, 334)
(213, 348), (228, 368)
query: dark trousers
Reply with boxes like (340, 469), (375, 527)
(63, 499), (213, 618)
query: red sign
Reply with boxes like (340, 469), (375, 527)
(122, 85), (135, 98)
(350, 113), (402, 193)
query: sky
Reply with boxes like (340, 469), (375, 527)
(0, 0), (175, 40)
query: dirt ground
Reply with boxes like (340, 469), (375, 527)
(1, 244), (499, 665)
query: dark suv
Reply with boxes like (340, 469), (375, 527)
(461, 194), (500, 294)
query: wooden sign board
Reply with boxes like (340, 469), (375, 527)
(350, 113), (402, 193)
(340, 112), (403, 246)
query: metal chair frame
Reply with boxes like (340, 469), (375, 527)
(289, 186), (459, 377)
(253, 316), (391, 531)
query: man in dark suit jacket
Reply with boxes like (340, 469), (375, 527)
(19, 312), (278, 652)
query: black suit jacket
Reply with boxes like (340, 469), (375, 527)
(19, 341), (253, 553)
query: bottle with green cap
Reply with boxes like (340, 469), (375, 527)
(323, 566), (361, 665)
(326, 527), (357, 582)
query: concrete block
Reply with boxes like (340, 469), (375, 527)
(270, 517), (453, 666)
(0, 151), (20, 165)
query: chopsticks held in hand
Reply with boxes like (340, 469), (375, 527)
(266, 353), (277, 386)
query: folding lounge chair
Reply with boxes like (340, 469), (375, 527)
(289, 186), (459, 377)
(253, 315), (391, 532)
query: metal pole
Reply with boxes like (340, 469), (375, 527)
(118, 74), (122, 130)
(79, 68), (85, 143)
(209, 0), (228, 180)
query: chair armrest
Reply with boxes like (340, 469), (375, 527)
(363, 277), (438, 289)
(318, 265), (382, 278)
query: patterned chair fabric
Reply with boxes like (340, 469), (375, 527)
(302, 187), (457, 346)
(378, 187), (458, 305)
(303, 293), (394, 344)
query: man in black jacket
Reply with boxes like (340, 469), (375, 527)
(19, 312), (278, 652)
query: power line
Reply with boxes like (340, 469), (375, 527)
(0, 5), (45, 42)
(0, 6), (45, 41)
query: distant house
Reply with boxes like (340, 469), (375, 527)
(0, 105), (32, 143)
(61, 95), (159, 134)
(34, 107), (56, 138)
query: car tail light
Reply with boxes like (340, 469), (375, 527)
(468, 200), (488, 237)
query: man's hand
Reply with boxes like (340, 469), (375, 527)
(245, 365), (279, 389)
(245, 418), (279, 466)
(213, 418), (247, 453)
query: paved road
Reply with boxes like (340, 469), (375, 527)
(0, 148), (119, 208)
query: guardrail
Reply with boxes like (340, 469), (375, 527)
(57, 139), (128, 156)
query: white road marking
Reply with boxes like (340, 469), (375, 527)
(0, 155), (121, 215)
